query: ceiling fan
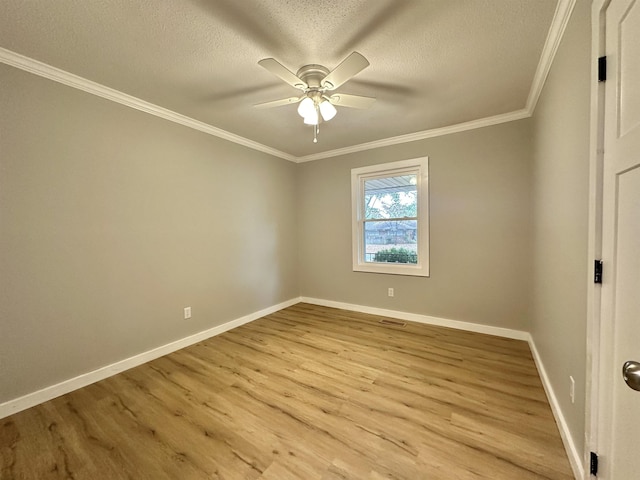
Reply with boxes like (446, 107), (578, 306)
(254, 52), (376, 143)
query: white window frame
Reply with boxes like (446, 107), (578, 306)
(351, 157), (429, 277)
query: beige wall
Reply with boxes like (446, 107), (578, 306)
(0, 64), (299, 403)
(530, 0), (591, 457)
(297, 119), (534, 330)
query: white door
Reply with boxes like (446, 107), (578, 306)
(598, 0), (640, 478)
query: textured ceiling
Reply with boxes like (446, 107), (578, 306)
(0, 0), (559, 159)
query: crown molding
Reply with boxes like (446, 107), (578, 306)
(0, 0), (574, 164)
(296, 109), (532, 163)
(525, 0), (577, 113)
(0, 47), (297, 163)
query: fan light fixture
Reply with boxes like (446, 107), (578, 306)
(255, 52), (376, 143)
(298, 95), (337, 126)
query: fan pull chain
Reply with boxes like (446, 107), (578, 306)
(313, 124), (318, 143)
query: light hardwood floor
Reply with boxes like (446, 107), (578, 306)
(1, 303), (574, 479)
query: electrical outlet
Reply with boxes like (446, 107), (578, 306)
(388, 288), (394, 297)
(184, 306), (192, 319)
(569, 376), (575, 404)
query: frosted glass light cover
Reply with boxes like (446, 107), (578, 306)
(319, 100), (337, 121)
(303, 108), (319, 125)
(297, 97), (315, 118)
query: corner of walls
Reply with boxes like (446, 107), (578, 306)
(529, 0), (592, 473)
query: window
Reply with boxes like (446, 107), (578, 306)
(351, 157), (429, 276)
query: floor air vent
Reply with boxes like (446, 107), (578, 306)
(379, 319), (406, 327)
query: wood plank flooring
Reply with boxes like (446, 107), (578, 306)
(0, 303), (574, 479)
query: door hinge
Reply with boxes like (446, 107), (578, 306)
(598, 56), (607, 82)
(590, 451), (599, 476)
(594, 260), (603, 284)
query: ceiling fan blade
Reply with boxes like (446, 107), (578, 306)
(321, 52), (370, 90)
(258, 58), (308, 90)
(329, 93), (376, 109)
(253, 96), (303, 109)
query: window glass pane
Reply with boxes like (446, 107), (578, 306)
(364, 220), (418, 264)
(364, 174), (417, 220)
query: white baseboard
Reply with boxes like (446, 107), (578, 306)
(1, 295), (583, 480)
(0, 297), (301, 419)
(300, 297), (529, 340)
(528, 337), (584, 480)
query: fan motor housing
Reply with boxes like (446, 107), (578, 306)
(296, 64), (330, 90)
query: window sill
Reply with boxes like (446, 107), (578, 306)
(353, 262), (430, 277)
